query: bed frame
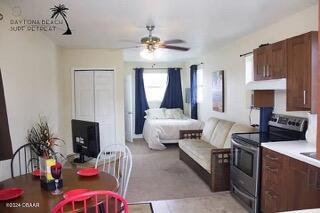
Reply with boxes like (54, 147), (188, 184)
(179, 130), (230, 192)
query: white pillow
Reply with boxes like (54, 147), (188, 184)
(145, 108), (166, 119)
(165, 108), (184, 119)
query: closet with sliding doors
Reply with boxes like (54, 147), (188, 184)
(73, 70), (116, 150)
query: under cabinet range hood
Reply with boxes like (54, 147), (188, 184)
(245, 78), (286, 90)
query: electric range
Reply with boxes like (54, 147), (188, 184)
(230, 113), (308, 213)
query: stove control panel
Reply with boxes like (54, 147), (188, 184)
(269, 114), (308, 132)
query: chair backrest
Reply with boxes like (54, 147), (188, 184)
(95, 144), (132, 198)
(11, 143), (59, 178)
(51, 190), (128, 213)
(11, 143), (39, 178)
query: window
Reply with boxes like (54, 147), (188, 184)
(143, 72), (168, 102)
(245, 53), (254, 84)
(197, 68), (204, 103)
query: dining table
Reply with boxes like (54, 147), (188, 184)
(0, 168), (119, 213)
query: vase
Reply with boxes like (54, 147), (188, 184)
(305, 113), (317, 144)
(39, 157), (63, 190)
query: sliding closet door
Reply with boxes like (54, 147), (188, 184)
(74, 70), (116, 151)
(94, 71), (115, 150)
(74, 71), (95, 121)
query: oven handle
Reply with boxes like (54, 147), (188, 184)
(231, 139), (257, 152)
(232, 184), (255, 201)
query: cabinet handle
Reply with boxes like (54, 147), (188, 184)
(266, 65), (270, 77)
(303, 90), (306, 105)
(307, 168), (316, 187)
(265, 165), (279, 173)
(263, 66), (266, 77)
(266, 190), (278, 199)
(265, 154), (278, 161)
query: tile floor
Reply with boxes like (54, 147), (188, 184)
(151, 192), (247, 213)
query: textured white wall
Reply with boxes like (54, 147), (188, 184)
(186, 5), (318, 124)
(0, 4), (60, 181)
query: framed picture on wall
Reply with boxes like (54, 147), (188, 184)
(212, 70), (224, 112)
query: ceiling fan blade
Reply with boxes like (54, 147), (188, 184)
(119, 39), (141, 44)
(162, 39), (186, 44)
(159, 45), (190, 51)
(110, 45), (142, 51)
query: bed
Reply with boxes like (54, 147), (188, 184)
(142, 108), (203, 150)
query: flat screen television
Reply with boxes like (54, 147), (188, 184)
(71, 119), (100, 163)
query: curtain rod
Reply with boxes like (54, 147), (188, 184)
(240, 51), (253, 57)
(133, 67), (183, 70)
(190, 62), (204, 67)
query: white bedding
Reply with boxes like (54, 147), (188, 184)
(143, 118), (203, 150)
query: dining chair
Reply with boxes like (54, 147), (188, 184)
(11, 143), (57, 178)
(95, 144), (132, 198)
(51, 190), (128, 213)
(11, 143), (39, 178)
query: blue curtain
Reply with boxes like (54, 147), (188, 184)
(190, 65), (198, 119)
(160, 68), (183, 109)
(135, 68), (149, 134)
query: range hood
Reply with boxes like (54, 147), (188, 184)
(246, 78), (286, 90)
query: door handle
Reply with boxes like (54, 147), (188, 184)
(265, 165), (278, 173)
(265, 190), (278, 199)
(231, 139), (257, 152)
(265, 154), (278, 161)
(267, 65), (271, 77)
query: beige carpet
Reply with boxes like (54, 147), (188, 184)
(126, 139), (215, 203)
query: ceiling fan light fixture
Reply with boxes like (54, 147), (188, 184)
(140, 49), (155, 60)
(140, 48), (163, 60)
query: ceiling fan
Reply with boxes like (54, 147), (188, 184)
(121, 25), (190, 52)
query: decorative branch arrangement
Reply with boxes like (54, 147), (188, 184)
(27, 117), (64, 159)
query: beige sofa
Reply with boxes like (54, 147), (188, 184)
(179, 117), (256, 192)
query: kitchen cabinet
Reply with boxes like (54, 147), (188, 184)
(253, 46), (269, 81)
(251, 90), (274, 108)
(261, 148), (287, 212)
(253, 40), (287, 81)
(287, 158), (320, 210)
(269, 41), (287, 79)
(261, 148), (320, 213)
(286, 32), (317, 111)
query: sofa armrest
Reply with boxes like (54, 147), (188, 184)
(210, 148), (231, 191)
(179, 130), (203, 139)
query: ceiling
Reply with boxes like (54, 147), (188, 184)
(2, 0), (317, 62)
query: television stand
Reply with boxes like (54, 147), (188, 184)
(73, 153), (86, 163)
(73, 152), (92, 164)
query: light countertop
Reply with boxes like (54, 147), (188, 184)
(261, 140), (320, 168)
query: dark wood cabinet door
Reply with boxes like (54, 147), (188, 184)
(305, 165), (320, 207)
(262, 148), (320, 212)
(287, 158), (320, 210)
(287, 33), (312, 111)
(253, 47), (268, 81)
(261, 148), (287, 213)
(269, 40), (287, 79)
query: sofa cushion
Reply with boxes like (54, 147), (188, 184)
(209, 120), (234, 148)
(224, 123), (257, 148)
(200, 117), (220, 143)
(179, 139), (213, 173)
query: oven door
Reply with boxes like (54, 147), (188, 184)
(231, 138), (260, 196)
